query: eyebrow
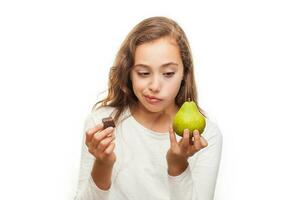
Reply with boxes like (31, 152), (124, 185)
(133, 62), (179, 68)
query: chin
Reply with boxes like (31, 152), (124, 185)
(142, 104), (161, 113)
(140, 101), (168, 113)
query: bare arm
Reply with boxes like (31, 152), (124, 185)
(91, 154), (115, 190)
(86, 123), (116, 190)
(74, 113), (117, 200)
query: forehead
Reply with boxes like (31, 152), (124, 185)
(134, 37), (182, 65)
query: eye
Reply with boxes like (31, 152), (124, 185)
(137, 72), (150, 77)
(163, 72), (175, 77)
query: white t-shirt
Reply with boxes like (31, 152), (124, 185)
(74, 106), (222, 200)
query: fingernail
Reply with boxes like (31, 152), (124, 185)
(184, 130), (189, 137)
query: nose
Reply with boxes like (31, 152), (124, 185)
(148, 76), (161, 93)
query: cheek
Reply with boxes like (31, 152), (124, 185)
(164, 78), (182, 96)
(131, 75), (147, 93)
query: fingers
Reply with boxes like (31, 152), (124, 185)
(200, 136), (208, 148)
(85, 123), (104, 145)
(104, 142), (115, 154)
(181, 129), (190, 150)
(91, 127), (115, 150)
(97, 134), (115, 152)
(193, 130), (202, 150)
(193, 130), (208, 150)
(169, 125), (177, 147)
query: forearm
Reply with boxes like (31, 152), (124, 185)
(91, 159), (114, 190)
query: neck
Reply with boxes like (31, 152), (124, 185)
(129, 102), (179, 132)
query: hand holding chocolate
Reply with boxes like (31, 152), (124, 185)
(102, 117), (116, 129)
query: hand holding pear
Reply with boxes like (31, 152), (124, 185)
(172, 100), (206, 137)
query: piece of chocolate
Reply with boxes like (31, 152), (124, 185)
(102, 117), (115, 129)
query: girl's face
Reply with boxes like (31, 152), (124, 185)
(130, 36), (184, 113)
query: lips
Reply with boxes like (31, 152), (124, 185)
(145, 95), (161, 100)
(144, 95), (162, 104)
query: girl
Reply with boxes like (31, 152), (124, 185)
(75, 16), (222, 200)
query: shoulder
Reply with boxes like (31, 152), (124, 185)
(91, 106), (116, 122)
(202, 118), (223, 144)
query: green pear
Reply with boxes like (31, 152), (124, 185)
(172, 100), (206, 137)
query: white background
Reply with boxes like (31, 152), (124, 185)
(1, 0), (299, 199)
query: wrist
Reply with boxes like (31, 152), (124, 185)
(167, 159), (188, 176)
(95, 157), (116, 167)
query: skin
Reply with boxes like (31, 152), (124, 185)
(85, 36), (208, 190)
(86, 124), (116, 190)
(130, 36), (208, 176)
(129, 36), (184, 133)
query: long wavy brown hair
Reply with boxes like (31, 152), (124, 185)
(92, 16), (206, 124)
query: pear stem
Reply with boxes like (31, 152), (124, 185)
(188, 98), (191, 102)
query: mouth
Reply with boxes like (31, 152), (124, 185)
(144, 95), (162, 104)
